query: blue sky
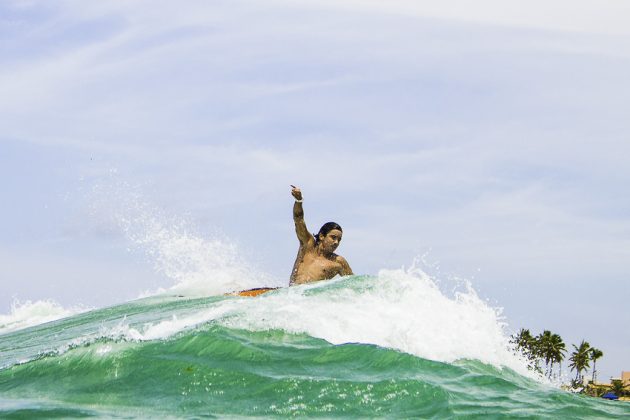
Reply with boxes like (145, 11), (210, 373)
(1, 0), (629, 381)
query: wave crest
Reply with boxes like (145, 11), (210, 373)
(0, 299), (87, 335)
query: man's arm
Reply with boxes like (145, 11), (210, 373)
(338, 256), (353, 276)
(291, 186), (314, 246)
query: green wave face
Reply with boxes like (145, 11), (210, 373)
(1, 280), (628, 418)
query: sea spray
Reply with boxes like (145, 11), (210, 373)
(89, 175), (277, 297)
(0, 299), (87, 335)
(1, 177), (274, 337)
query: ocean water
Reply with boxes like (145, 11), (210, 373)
(1, 271), (628, 418)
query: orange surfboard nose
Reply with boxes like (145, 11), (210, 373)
(228, 287), (279, 297)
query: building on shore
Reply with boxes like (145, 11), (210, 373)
(609, 371), (630, 386)
(590, 371), (630, 387)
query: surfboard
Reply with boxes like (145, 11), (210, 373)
(229, 287), (279, 297)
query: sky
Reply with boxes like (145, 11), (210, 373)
(1, 0), (629, 381)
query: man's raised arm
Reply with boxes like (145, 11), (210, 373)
(291, 185), (314, 246)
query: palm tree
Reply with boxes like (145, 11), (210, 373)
(514, 329), (533, 350)
(536, 330), (554, 377)
(535, 331), (567, 379)
(513, 328), (547, 374)
(589, 348), (603, 383)
(569, 340), (591, 384)
(514, 328), (536, 360)
(549, 333), (566, 379)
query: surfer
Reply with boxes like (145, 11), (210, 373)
(289, 185), (353, 285)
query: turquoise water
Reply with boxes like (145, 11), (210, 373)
(1, 275), (628, 418)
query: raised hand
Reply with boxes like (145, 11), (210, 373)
(290, 185), (303, 201)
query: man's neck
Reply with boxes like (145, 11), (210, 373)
(316, 245), (334, 259)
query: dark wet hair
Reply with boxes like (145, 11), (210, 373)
(314, 222), (342, 244)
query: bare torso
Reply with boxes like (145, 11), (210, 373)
(290, 248), (348, 285)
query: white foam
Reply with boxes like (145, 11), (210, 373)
(0, 299), (87, 335)
(225, 268), (532, 376)
(106, 267), (533, 378)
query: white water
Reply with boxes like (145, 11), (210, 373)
(227, 269), (517, 368)
(110, 268), (533, 379)
(0, 299), (87, 335)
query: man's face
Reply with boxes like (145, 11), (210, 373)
(319, 229), (342, 253)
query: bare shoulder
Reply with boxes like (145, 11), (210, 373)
(335, 255), (353, 275)
(335, 254), (348, 264)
